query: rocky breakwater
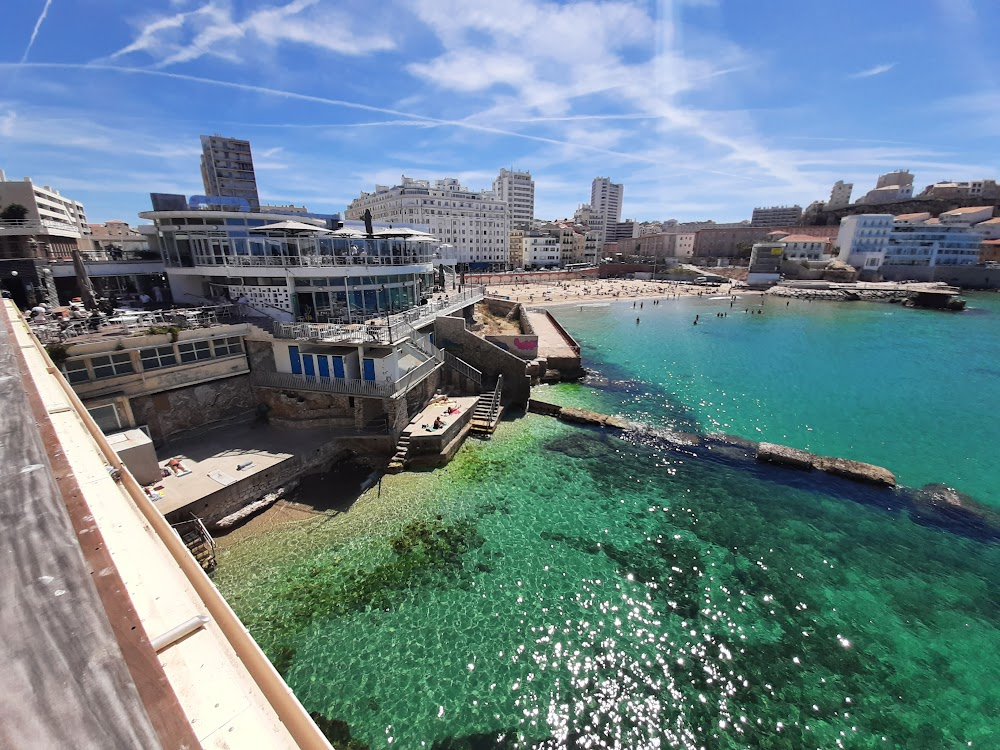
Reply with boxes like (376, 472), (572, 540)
(757, 442), (897, 487)
(528, 400), (1000, 542)
(528, 399), (631, 430)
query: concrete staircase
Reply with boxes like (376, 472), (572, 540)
(386, 431), (412, 473)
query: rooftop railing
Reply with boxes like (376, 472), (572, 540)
(272, 286), (485, 344)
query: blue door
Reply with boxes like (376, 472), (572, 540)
(332, 356), (345, 379)
(362, 358), (376, 381)
(289, 345), (302, 375)
(302, 354), (315, 377)
(317, 355), (330, 378)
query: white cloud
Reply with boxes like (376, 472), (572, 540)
(108, 0), (395, 67)
(849, 63), (895, 79)
(19, 0), (54, 65)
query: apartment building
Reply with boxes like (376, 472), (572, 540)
(828, 180), (853, 209)
(492, 169), (535, 230)
(590, 177), (624, 242)
(199, 134), (260, 209)
(346, 176), (509, 269)
(836, 214), (893, 271)
(750, 205), (803, 227)
(0, 172), (87, 305)
(884, 207), (988, 267)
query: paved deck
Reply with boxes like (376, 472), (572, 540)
(0, 306), (167, 748)
(152, 424), (332, 516)
(525, 309), (579, 360)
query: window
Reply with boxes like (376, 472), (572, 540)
(91, 353), (134, 379)
(140, 345), (177, 370)
(63, 359), (90, 384)
(213, 336), (243, 357)
(178, 340), (212, 363)
(87, 404), (122, 434)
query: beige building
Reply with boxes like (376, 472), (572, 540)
(828, 180), (853, 209)
(346, 176), (509, 268)
(750, 205), (803, 227)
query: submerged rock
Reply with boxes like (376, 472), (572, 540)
(757, 442), (815, 470)
(814, 456), (897, 487)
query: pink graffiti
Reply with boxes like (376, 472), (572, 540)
(513, 337), (537, 351)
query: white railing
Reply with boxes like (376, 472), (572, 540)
(251, 359), (443, 400)
(272, 286), (485, 344)
(389, 357), (442, 398)
(195, 253), (438, 269)
(251, 369), (393, 397)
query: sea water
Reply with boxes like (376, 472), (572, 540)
(215, 294), (1000, 748)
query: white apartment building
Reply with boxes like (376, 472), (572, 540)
(590, 177), (623, 242)
(200, 134), (260, 209)
(828, 180), (853, 209)
(346, 176), (509, 269)
(523, 233), (561, 268)
(492, 169), (535, 230)
(836, 214), (893, 271)
(0, 171), (87, 234)
(779, 234), (831, 262)
(884, 208), (987, 267)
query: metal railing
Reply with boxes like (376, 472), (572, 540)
(251, 358), (443, 400)
(485, 374), (503, 425)
(443, 351), (483, 387)
(272, 286), (485, 344)
(251, 369), (393, 397)
(194, 252), (438, 268)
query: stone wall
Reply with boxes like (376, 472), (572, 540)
(245, 339), (277, 372)
(434, 315), (530, 406)
(164, 440), (357, 527)
(253, 388), (355, 429)
(130, 373), (255, 444)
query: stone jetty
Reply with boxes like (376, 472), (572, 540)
(530, 399), (897, 488)
(758, 442), (897, 486)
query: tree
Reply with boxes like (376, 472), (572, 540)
(1, 203), (28, 221)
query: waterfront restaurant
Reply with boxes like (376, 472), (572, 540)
(140, 194), (443, 323)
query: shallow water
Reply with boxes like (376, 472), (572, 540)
(537, 292), (1000, 506)
(217, 407), (1000, 748)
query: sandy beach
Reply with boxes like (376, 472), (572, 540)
(483, 277), (744, 306)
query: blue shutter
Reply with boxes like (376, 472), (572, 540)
(362, 358), (376, 381)
(332, 356), (345, 379)
(302, 354), (315, 377)
(289, 345), (302, 375)
(317, 355), (330, 378)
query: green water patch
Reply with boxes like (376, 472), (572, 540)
(545, 294), (1000, 504)
(217, 416), (1000, 748)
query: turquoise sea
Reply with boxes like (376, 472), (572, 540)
(216, 293), (1000, 749)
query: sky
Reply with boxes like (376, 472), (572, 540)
(2, 0), (1000, 225)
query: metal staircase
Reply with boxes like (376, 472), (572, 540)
(172, 516), (217, 572)
(470, 375), (503, 437)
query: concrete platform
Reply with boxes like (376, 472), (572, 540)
(151, 423), (335, 518)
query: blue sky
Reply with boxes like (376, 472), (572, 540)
(2, 0), (999, 225)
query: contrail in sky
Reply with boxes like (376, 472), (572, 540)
(20, 0), (54, 64)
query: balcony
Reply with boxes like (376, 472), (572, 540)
(251, 356), (443, 399)
(272, 286), (485, 344)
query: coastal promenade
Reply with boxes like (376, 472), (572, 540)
(525, 309), (579, 360)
